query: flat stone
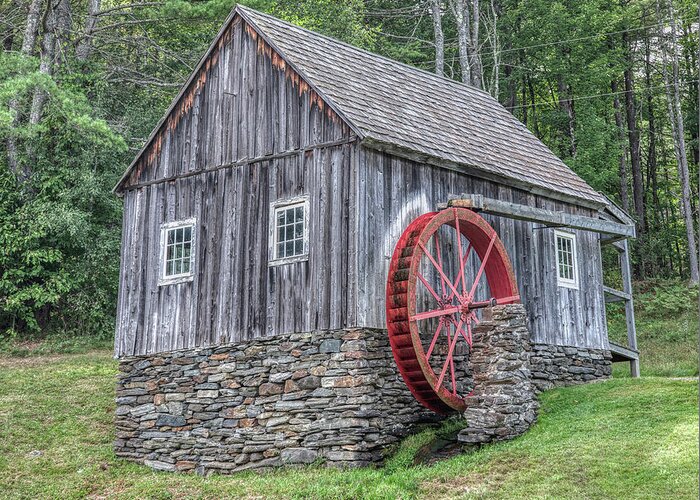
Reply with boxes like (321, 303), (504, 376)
(144, 460), (176, 472)
(156, 414), (186, 427)
(258, 383), (283, 396)
(197, 390), (219, 399)
(280, 448), (318, 464)
(319, 339), (342, 353)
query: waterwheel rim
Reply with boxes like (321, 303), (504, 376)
(386, 207), (520, 414)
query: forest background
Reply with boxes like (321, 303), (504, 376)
(0, 0), (698, 344)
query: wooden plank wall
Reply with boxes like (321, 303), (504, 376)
(356, 148), (608, 350)
(115, 18), (356, 356)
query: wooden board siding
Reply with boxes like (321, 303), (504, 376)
(115, 18), (355, 356)
(355, 148), (609, 350)
(121, 16), (352, 190)
(116, 11), (609, 357)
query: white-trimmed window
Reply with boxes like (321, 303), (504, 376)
(270, 197), (309, 265)
(555, 230), (578, 289)
(159, 219), (196, 285)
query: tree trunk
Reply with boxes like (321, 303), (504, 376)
(557, 75), (576, 157)
(658, 0), (699, 284)
(449, 0), (472, 84)
(6, 0), (44, 179)
(504, 62), (516, 112)
(21, 0), (43, 54)
(484, 0), (500, 97)
(430, 0), (444, 77)
(76, 0), (101, 62)
(623, 32), (645, 235)
(29, 0), (60, 126)
(643, 36), (659, 231)
(612, 80), (629, 212)
(469, 0), (482, 88)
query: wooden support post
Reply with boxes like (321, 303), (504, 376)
(620, 239), (640, 377)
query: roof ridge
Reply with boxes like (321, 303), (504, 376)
(235, 4), (496, 101)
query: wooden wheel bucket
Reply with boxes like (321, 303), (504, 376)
(386, 207), (520, 414)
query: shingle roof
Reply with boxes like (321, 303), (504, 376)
(238, 5), (605, 206)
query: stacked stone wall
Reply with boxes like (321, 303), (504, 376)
(115, 328), (442, 474)
(529, 344), (612, 392)
(458, 304), (538, 445)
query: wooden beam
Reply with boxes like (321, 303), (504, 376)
(603, 286), (632, 302)
(119, 136), (358, 194)
(446, 194), (636, 238)
(600, 235), (629, 246)
(609, 341), (639, 362)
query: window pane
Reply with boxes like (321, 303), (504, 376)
(285, 208), (293, 225)
(174, 260), (182, 275)
(294, 222), (304, 238)
(184, 226), (192, 243)
(277, 242), (285, 258)
(182, 259), (190, 274)
(556, 234), (576, 282)
(277, 210), (285, 226)
(277, 226), (285, 242)
(167, 244), (174, 260)
(294, 240), (303, 255)
(175, 245), (183, 259)
(286, 241), (294, 256)
(295, 206), (303, 221)
(183, 244), (191, 258)
(168, 229), (175, 245)
(166, 260), (174, 276)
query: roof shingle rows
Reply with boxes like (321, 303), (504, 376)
(238, 5), (605, 206)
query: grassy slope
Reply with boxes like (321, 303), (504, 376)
(0, 352), (697, 499)
(607, 283), (698, 378)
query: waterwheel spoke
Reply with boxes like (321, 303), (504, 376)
(411, 306), (461, 322)
(418, 241), (462, 299)
(425, 320), (445, 360)
(436, 318), (463, 389)
(449, 323), (457, 395)
(447, 242), (472, 303)
(433, 232), (448, 297)
(450, 315), (472, 345)
(416, 271), (442, 303)
(453, 209), (466, 296)
(468, 232), (497, 301)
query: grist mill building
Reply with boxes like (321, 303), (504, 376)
(112, 5), (638, 474)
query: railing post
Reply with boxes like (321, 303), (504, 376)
(620, 239), (640, 377)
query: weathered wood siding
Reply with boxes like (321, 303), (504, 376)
(115, 18), (356, 356)
(116, 13), (609, 357)
(355, 148), (609, 349)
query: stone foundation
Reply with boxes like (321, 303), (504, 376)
(458, 304), (538, 445)
(529, 343), (612, 392)
(114, 328), (441, 474)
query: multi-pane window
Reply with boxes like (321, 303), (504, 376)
(160, 220), (195, 284)
(555, 230), (577, 288)
(271, 198), (308, 263)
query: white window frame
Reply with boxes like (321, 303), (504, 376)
(159, 218), (196, 286)
(269, 196), (309, 266)
(555, 229), (578, 290)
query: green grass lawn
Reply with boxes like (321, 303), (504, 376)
(607, 282), (698, 378)
(0, 351), (697, 499)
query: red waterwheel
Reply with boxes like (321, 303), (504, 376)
(386, 207), (520, 414)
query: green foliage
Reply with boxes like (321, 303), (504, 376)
(383, 417), (466, 472)
(635, 280), (700, 317)
(0, 52), (127, 339)
(607, 280), (698, 377)
(0, 352), (696, 498)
